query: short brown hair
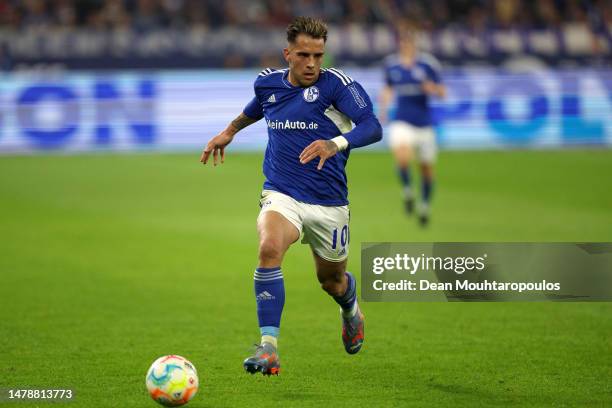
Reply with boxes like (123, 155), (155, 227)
(286, 17), (328, 43)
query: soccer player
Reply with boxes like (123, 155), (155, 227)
(200, 17), (382, 376)
(379, 30), (446, 226)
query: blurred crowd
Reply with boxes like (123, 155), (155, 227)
(0, 0), (610, 31)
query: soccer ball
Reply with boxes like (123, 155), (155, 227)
(146, 355), (199, 407)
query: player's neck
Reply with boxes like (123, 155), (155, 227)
(400, 53), (415, 67)
(287, 70), (300, 87)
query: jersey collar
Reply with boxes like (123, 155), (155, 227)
(281, 70), (296, 89)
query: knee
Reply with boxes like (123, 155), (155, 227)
(320, 276), (345, 297)
(421, 165), (434, 180)
(396, 155), (409, 168)
(258, 238), (284, 263)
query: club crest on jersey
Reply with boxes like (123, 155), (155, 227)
(303, 86), (319, 103)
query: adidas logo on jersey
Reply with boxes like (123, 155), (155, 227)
(256, 291), (275, 301)
(267, 94), (276, 103)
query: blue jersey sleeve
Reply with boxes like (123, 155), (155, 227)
(243, 96), (263, 120)
(384, 66), (393, 86)
(243, 73), (267, 120)
(333, 81), (382, 148)
(422, 55), (442, 84)
(425, 65), (441, 84)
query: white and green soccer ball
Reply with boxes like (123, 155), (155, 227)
(146, 355), (199, 407)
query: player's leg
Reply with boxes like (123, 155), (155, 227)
(245, 192), (301, 376)
(389, 121), (415, 214)
(313, 253), (364, 354)
(393, 144), (415, 214)
(257, 210), (299, 268)
(418, 162), (434, 226)
(301, 204), (364, 354)
(417, 127), (437, 226)
(313, 253), (347, 297)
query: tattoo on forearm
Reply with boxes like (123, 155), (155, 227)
(230, 114), (257, 132)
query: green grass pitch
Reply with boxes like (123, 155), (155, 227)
(1, 150), (611, 407)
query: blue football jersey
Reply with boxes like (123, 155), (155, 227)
(243, 67), (381, 206)
(384, 53), (442, 127)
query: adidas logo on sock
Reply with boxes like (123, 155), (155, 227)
(256, 291), (275, 301)
(267, 94), (276, 103)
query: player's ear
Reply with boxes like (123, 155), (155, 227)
(282, 47), (290, 62)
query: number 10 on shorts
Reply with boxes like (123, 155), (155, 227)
(331, 225), (349, 250)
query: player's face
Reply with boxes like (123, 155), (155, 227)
(399, 38), (415, 56)
(284, 34), (325, 87)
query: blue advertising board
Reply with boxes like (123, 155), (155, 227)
(0, 69), (610, 154)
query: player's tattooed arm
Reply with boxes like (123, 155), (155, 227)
(229, 113), (258, 134)
(201, 113), (258, 166)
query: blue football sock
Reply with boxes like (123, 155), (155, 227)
(333, 272), (357, 317)
(397, 166), (411, 188)
(422, 179), (433, 203)
(254, 267), (285, 342)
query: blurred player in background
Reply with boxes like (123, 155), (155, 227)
(379, 29), (446, 226)
(201, 17), (382, 376)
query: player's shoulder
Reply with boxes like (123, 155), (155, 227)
(254, 67), (287, 86)
(383, 54), (401, 69)
(320, 67), (356, 87)
(417, 53), (442, 72)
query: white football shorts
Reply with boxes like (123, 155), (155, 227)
(258, 190), (350, 262)
(388, 121), (437, 163)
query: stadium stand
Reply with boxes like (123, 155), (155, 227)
(0, 0), (609, 70)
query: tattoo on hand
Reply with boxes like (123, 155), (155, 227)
(325, 140), (338, 153)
